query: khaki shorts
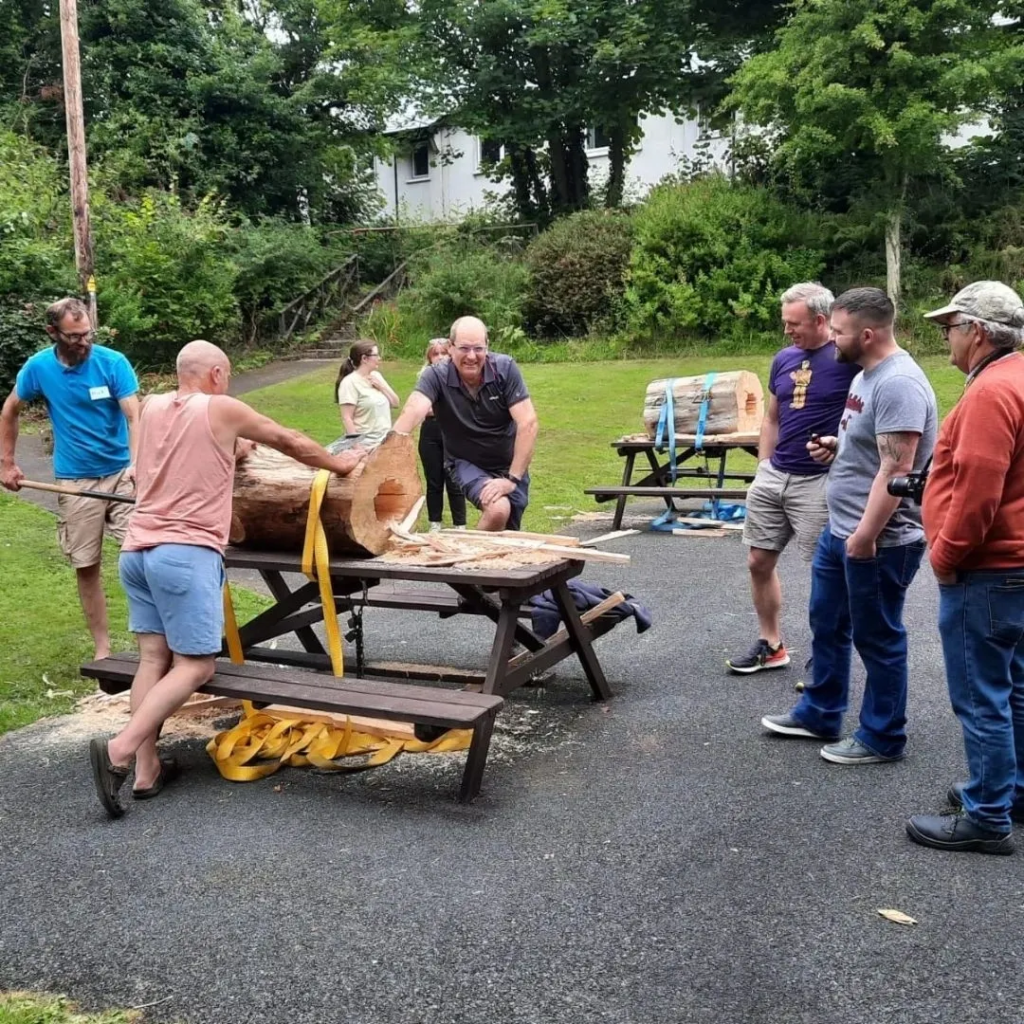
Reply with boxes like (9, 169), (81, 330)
(56, 469), (134, 568)
(742, 461), (828, 562)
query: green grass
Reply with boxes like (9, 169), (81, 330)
(0, 992), (138, 1024)
(0, 494), (269, 736)
(243, 353), (966, 533)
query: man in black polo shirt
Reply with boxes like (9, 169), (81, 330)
(393, 316), (538, 530)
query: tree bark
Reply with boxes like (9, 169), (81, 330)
(605, 126), (627, 208)
(885, 175), (907, 311)
(230, 432), (422, 557)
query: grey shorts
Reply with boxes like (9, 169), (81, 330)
(743, 461), (829, 561)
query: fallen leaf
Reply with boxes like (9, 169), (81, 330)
(877, 908), (917, 926)
(272, 785), (283, 793)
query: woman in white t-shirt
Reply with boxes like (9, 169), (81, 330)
(333, 340), (399, 449)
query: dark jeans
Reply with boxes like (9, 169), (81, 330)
(418, 417), (466, 526)
(794, 522), (925, 757)
(939, 570), (1024, 831)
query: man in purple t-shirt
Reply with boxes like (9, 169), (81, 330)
(727, 283), (860, 674)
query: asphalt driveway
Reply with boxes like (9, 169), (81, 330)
(2, 517), (1022, 1024)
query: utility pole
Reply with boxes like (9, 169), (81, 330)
(58, 0), (97, 326)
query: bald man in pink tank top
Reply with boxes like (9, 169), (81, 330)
(88, 340), (365, 818)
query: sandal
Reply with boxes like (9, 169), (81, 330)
(89, 738), (131, 819)
(132, 758), (182, 800)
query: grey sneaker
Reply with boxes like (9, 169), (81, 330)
(820, 737), (905, 765)
(761, 713), (839, 741)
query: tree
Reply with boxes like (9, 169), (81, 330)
(730, 0), (1024, 308)
(414, 0), (789, 220)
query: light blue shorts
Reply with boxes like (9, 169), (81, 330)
(119, 544), (225, 656)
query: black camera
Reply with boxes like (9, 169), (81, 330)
(887, 468), (929, 504)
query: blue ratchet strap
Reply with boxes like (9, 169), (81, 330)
(694, 371), (718, 516)
(654, 378), (679, 483)
(693, 371), (717, 452)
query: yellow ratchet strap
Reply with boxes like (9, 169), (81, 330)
(206, 701), (472, 782)
(222, 581), (245, 665)
(302, 468), (344, 676)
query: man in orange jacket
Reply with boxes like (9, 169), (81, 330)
(907, 281), (1024, 855)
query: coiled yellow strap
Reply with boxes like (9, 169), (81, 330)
(207, 703), (471, 782)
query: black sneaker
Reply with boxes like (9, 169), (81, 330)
(727, 639), (791, 675)
(906, 812), (1014, 855)
(946, 782), (1024, 825)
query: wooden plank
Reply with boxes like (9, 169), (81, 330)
(444, 528), (580, 546)
(81, 657), (503, 725)
(224, 547), (577, 588)
(671, 528), (727, 538)
(584, 486), (748, 500)
(422, 533), (629, 565)
(671, 516), (744, 532)
(258, 704), (417, 740)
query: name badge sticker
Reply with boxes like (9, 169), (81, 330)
(89, 386), (111, 401)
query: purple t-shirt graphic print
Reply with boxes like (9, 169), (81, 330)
(768, 342), (859, 476)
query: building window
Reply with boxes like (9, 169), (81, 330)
(585, 125), (610, 152)
(411, 141), (430, 179)
(477, 137), (504, 171)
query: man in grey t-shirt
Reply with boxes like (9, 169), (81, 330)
(762, 287), (938, 765)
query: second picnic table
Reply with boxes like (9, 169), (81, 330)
(585, 432), (760, 530)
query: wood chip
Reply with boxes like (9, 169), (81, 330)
(877, 909), (917, 926)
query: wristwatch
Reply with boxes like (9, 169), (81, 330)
(507, 472), (522, 485)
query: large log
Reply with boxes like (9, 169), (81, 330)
(643, 370), (763, 439)
(230, 432), (422, 557)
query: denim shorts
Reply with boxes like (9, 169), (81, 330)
(445, 458), (530, 531)
(119, 544), (225, 656)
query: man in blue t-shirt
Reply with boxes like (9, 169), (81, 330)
(1, 297), (139, 660)
(393, 316), (538, 531)
(727, 282), (860, 675)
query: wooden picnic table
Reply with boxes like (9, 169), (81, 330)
(586, 432), (760, 530)
(81, 549), (624, 802)
(222, 548), (616, 701)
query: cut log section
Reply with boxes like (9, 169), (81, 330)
(230, 431), (422, 557)
(643, 371), (764, 439)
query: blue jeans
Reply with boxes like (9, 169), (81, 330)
(794, 523), (924, 757)
(939, 570), (1024, 832)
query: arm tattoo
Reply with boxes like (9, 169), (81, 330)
(878, 431), (918, 470)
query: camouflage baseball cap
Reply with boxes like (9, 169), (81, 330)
(925, 281), (1024, 326)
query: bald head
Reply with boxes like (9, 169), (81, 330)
(449, 316), (488, 347)
(176, 340), (231, 394)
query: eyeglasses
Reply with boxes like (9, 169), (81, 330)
(939, 320), (972, 338)
(452, 345), (487, 355)
(57, 329), (95, 343)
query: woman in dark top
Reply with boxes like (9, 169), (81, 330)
(418, 339), (467, 531)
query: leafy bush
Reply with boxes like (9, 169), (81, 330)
(523, 209), (634, 338)
(0, 302), (46, 395)
(0, 130), (76, 299)
(624, 175), (826, 343)
(232, 222), (344, 342)
(406, 246), (528, 337)
(94, 190), (239, 367)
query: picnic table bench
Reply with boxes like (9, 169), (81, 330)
(81, 549), (626, 802)
(81, 653), (503, 802)
(586, 433), (760, 529)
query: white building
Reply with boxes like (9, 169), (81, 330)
(372, 111), (731, 222)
